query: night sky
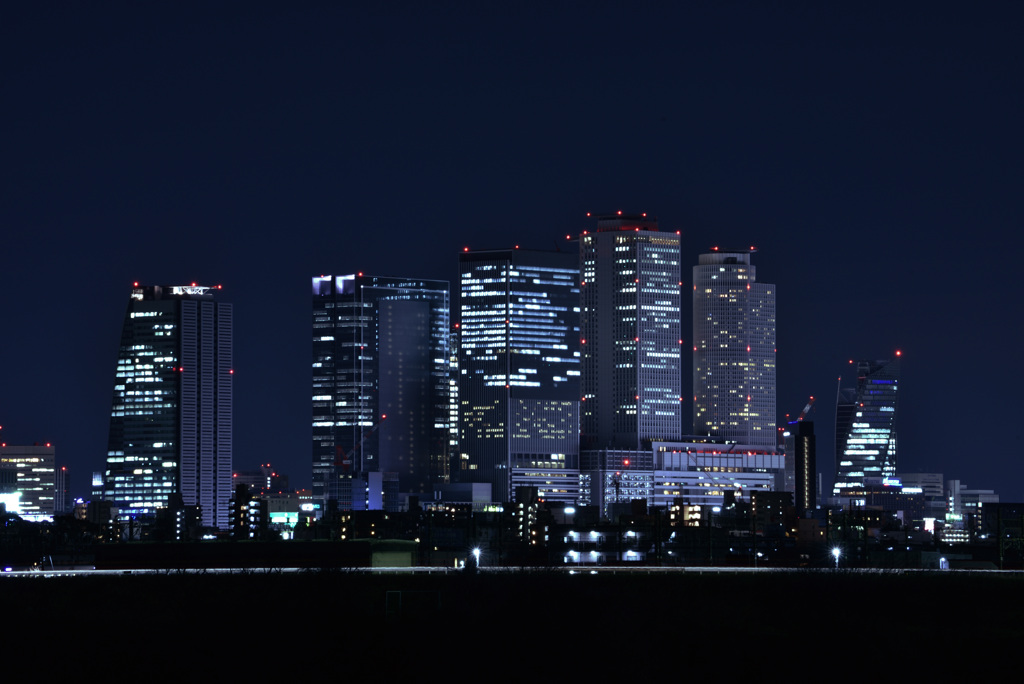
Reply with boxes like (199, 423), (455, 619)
(3, 3), (1022, 499)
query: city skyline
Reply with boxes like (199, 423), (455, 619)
(3, 4), (1022, 500)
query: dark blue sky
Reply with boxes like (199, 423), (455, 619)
(2, 2), (1022, 498)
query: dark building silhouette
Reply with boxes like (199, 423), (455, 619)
(312, 275), (450, 510)
(787, 420), (816, 512)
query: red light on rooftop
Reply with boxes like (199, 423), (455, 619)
(381, 414), (387, 419)
(566, 235), (571, 240)
(191, 282), (196, 287)
(229, 369), (234, 374)
(46, 443), (51, 447)
(712, 246), (719, 251)
(586, 212), (591, 217)
(133, 281), (139, 287)
(463, 247), (469, 252)
(895, 350), (902, 356)
(617, 210), (622, 215)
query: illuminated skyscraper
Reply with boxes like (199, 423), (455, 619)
(833, 356), (900, 495)
(103, 284), (233, 529)
(312, 275), (450, 509)
(580, 214), (682, 450)
(459, 249), (580, 503)
(692, 249), (776, 447)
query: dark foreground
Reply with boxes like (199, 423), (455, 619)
(6, 569), (1021, 676)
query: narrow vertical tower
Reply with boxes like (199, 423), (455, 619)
(104, 284), (233, 529)
(692, 249), (776, 447)
(833, 355), (900, 495)
(580, 214), (682, 450)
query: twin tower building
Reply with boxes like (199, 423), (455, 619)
(312, 213), (777, 514)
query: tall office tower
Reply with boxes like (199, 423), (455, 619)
(459, 249), (580, 503)
(580, 214), (682, 450)
(312, 275), (450, 508)
(692, 249), (776, 447)
(103, 284), (233, 529)
(833, 356), (900, 495)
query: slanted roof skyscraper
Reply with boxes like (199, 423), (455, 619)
(103, 284), (233, 529)
(579, 214), (682, 450)
(692, 249), (776, 447)
(833, 355), (900, 495)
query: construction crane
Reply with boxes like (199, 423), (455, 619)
(792, 396), (816, 424)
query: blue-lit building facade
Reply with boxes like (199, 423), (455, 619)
(458, 249), (580, 503)
(692, 249), (776, 448)
(579, 214), (682, 451)
(579, 440), (783, 519)
(833, 356), (900, 495)
(312, 275), (450, 511)
(103, 284), (233, 529)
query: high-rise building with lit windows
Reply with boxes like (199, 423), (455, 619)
(692, 249), (776, 447)
(833, 356), (900, 495)
(579, 214), (682, 450)
(0, 444), (56, 521)
(458, 249), (580, 503)
(103, 284), (233, 529)
(312, 275), (450, 510)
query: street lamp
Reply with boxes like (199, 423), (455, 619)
(831, 546), (841, 570)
